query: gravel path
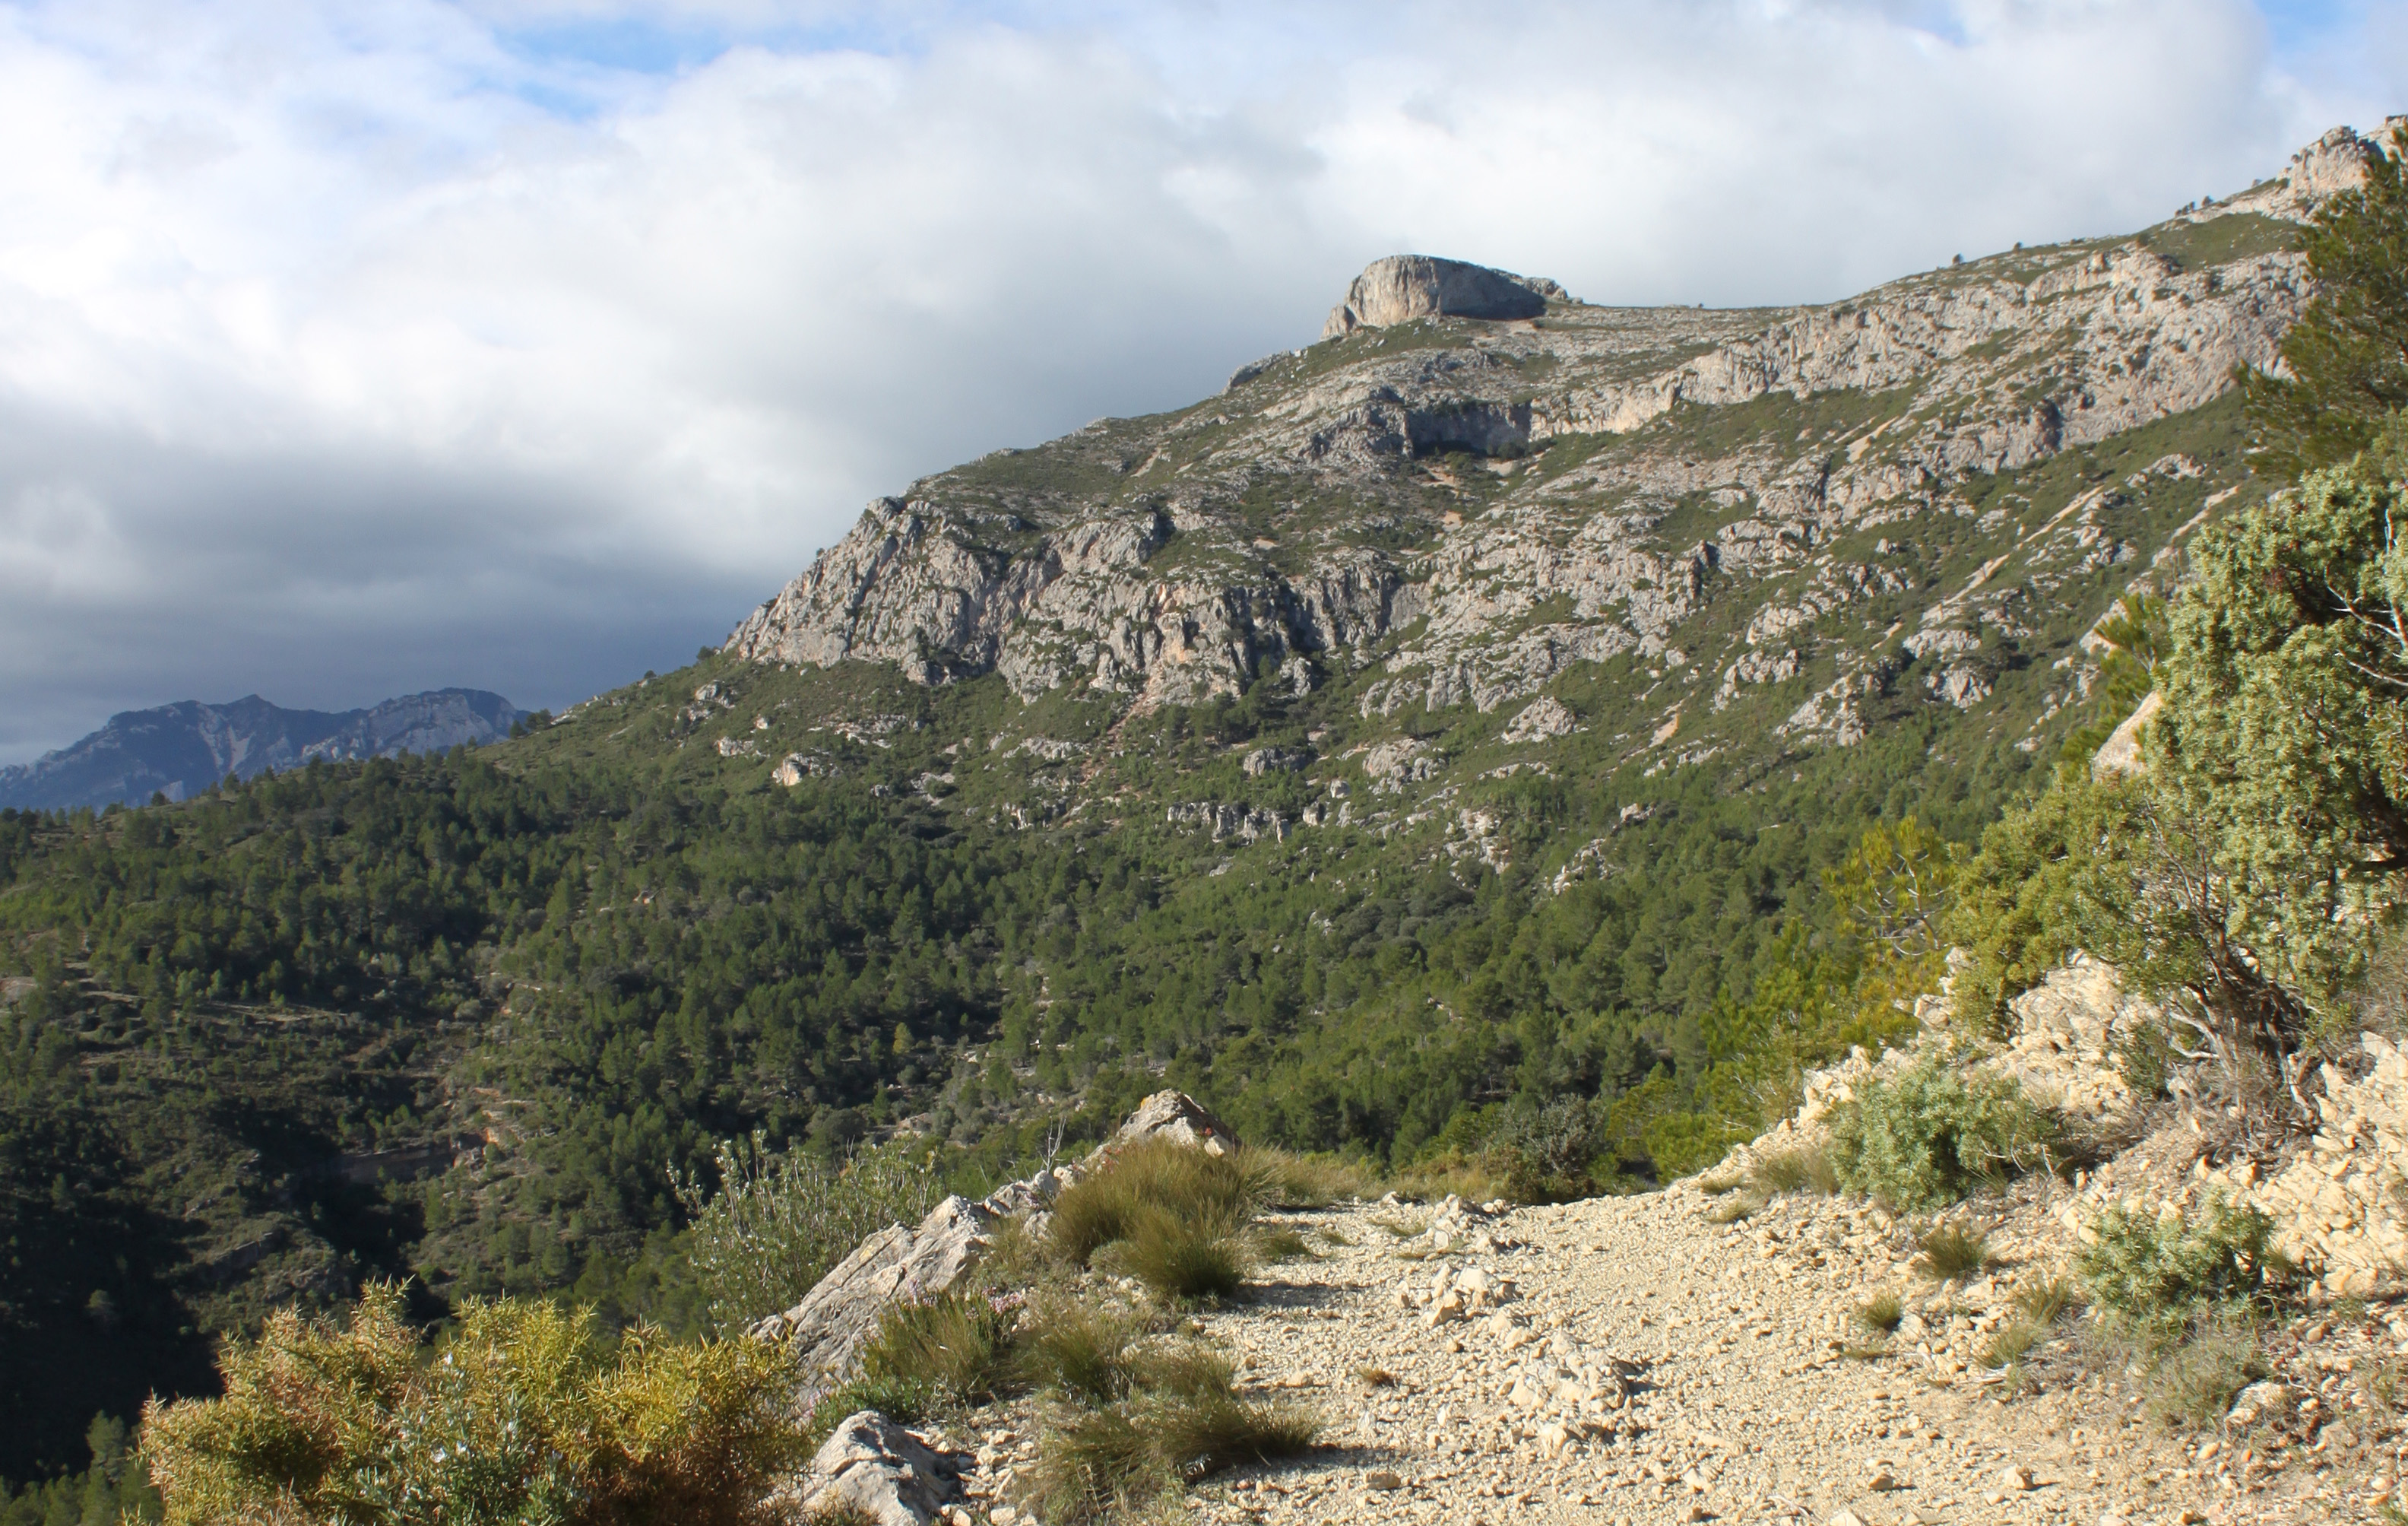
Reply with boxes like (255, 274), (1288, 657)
(1109, 1183), (2387, 1526)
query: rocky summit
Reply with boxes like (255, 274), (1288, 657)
(722, 125), (2382, 773)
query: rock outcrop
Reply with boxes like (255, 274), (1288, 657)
(1101, 1088), (1234, 1155)
(749, 1192), (1020, 1403)
(752, 1090), (1231, 1402)
(1320, 255), (1553, 338)
(722, 128), (2368, 759)
(760, 1090), (1238, 1518)
(794, 1411), (971, 1526)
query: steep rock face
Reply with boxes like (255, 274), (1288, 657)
(724, 127), (2373, 753)
(1321, 255), (1554, 338)
(0, 690), (524, 811)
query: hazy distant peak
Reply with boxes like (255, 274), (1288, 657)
(0, 689), (524, 812)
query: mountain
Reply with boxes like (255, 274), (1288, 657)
(0, 690), (526, 811)
(0, 122), (2391, 1485)
(724, 128), (2378, 763)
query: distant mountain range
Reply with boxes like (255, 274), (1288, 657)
(0, 690), (525, 811)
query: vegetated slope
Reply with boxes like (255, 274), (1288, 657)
(0, 689), (525, 811)
(0, 126), (2379, 1488)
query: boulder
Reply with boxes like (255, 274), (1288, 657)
(2089, 689), (2161, 779)
(755, 1091), (1228, 1403)
(1098, 1090), (1235, 1156)
(797, 1411), (969, 1526)
(1322, 255), (1552, 339)
(751, 1194), (1002, 1401)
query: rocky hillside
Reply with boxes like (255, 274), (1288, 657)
(723, 128), (2380, 782)
(0, 688), (524, 811)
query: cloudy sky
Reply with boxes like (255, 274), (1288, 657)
(1, 0), (2402, 760)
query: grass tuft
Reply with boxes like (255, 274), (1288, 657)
(1750, 1147), (1839, 1198)
(1914, 1221), (1991, 1281)
(1050, 1140), (1253, 1271)
(1980, 1318), (2049, 1369)
(1103, 1207), (1250, 1302)
(1855, 1291), (1904, 1335)
(1030, 1344), (1320, 1524)
(1010, 1296), (1152, 1405)
(1704, 1194), (1764, 1225)
(2012, 1274), (2079, 1324)
(854, 1289), (1012, 1405)
(1249, 1226), (1313, 1264)
(2143, 1324), (2270, 1432)
(1236, 1146), (1377, 1208)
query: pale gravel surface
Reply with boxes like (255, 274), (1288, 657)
(1031, 1182), (2394, 1526)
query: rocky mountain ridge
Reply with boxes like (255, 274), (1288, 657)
(0, 689), (524, 811)
(724, 125), (2391, 776)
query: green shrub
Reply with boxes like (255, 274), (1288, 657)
(1828, 1058), (2056, 1210)
(1491, 1096), (1602, 1201)
(673, 1134), (942, 1331)
(139, 1283), (803, 1526)
(2076, 1192), (2290, 1328)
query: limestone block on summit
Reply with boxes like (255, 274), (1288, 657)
(1322, 255), (1551, 339)
(797, 1411), (969, 1526)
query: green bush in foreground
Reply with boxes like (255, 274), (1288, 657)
(2077, 1191), (2291, 1329)
(1828, 1057), (2056, 1210)
(139, 1283), (803, 1526)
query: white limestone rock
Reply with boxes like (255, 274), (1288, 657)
(1322, 255), (1554, 339)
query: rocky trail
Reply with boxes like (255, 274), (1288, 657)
(895, 1180), (2402, 1526)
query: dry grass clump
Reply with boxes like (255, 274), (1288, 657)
(140, 1283), (803, 1526)
(1913, 1221), (1991, 1280)
(2143, 1323), (2270, 1432)
(1703, 1193), (1764, 1225)
(1749, 1147), (1839, 1198)
(1028, 1345), (1319, 1524)
(1100, 1208), (1251, 1302)
(1049, 1140), (1255, 1290)
(2013, 1274), (2079, 1324)
(1236, 1146), (1377, 1208)
(1854, 1290), (1905, 1336)
(1979, 1318), (2049, 1369)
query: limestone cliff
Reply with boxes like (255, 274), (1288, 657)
(724, 126), (2384, 766)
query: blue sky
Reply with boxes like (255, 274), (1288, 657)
(0, 0), (2402, 760)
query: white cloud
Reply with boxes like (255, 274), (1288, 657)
(0, 0), (2389, 759)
